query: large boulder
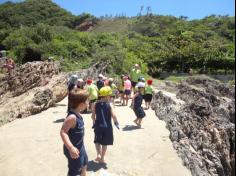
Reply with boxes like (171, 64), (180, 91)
(152, 76), (235, 176)
(0, 61), (60, 97)
(0, 61), (109, 126)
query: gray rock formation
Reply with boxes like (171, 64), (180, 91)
(152, 76), (235, 176)
(0, 61), (108, 126)
(0, 61), (60, 97)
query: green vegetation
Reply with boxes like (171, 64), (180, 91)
(228, 80), (235, 86)
(0, 0), (235, 77)
(164, 76), (187, 83)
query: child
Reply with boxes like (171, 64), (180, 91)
(144, 79), (154, 110)
(117, 75), (124, 104)
(67, 74), (78, 112)
(86, 79), (98, 112)
(134, 77), (145, 94)
(60, 89), (89, 176)
(97, 74), (105, 90)
(92, 86), (119, 164)
(132, 82), (146, 128)
(108, 78), (117, 107)
(123, 75), (132, 106)
(77, 78), (85, 89)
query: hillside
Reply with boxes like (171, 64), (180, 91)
(0, 0), (235, 77)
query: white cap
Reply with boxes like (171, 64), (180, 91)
(98, 74), (104, 78)
(78, 78), (84, 82)
(109, 78), (114, 82)
(71, 74), (78, 79)
(136, 82), (145, 88)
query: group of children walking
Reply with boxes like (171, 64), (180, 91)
(61, 72), (154, 176)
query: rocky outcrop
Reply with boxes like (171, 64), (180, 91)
(0, 61), (60, 97)
(75, 21), (96, 31)
(0, 61), (108, 126)
(152, 76), (235, 176)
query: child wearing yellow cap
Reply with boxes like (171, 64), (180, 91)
(91, 86), (119, 164)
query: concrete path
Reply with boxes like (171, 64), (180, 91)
(0, 97), (191, 176)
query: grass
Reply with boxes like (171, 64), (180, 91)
(92, 19), (132, 33)
(228, 80), (235, 86)
(164, 75), (188, 83)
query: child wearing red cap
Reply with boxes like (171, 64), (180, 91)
(144, 79), (154, 110)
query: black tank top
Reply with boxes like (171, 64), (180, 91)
(64, 111), (85, 155)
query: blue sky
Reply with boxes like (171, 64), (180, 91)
(52, 0), (235, 19)
(0, 0), (234, 19)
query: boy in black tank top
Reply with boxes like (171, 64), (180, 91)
(92, 86), (119, 164)
(60, 89), (89, 176)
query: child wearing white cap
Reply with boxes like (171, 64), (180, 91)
(131, 82), (146, 128)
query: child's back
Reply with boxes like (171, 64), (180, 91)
(95, 101), (112, 128)
(97, 79), (104, 90)
(88, 84), (98, 101)
(145, 85), (153, 95)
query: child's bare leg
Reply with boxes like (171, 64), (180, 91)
(145, 102), (148, 109)
(126, 96), (129, 106)
(122, 95), (125, 105)
(112, 98), (115, 108)
(138, 119), (142, 127)
(95, 143), (101, 161)
(100, 145), (108, 163)
(81, 166), (87, 176)
(133, 118), (139, 126)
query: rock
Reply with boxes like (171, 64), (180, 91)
(0, 61), (60, 97)
(152, 76), (235, 176)
(0, 61), (109, 127)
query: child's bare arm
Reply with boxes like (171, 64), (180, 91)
(111, 107), (118, 124)
(60, 115), (79, 159)
(91, 104), (96, 125)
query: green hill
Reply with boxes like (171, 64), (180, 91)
(0, 0), (235, 76)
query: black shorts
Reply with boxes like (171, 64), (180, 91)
(144, 94), (153, 102)
(64, 146), (88, 176)
(134, 107), (146, 119)
(94, 127), (113, 145)
(125, 89), (131, 95)
(119, 90), (124, 94)
(131, 81), (137, 88)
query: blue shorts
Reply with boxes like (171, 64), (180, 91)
(134, 107), (146, 119)
(94, 127), (114, 145)
(64, 146), (88, 176)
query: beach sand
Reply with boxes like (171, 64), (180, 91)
(0, 97), (191, 176)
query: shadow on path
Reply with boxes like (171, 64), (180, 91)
(122, 125), (142, 131)
(53, 118), (65, 123)
(54, 103), (67, 107)
(87, 160), (108, 172)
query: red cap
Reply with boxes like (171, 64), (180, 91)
(87, 79), (93, 84)
(147, 79), (153, 85)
